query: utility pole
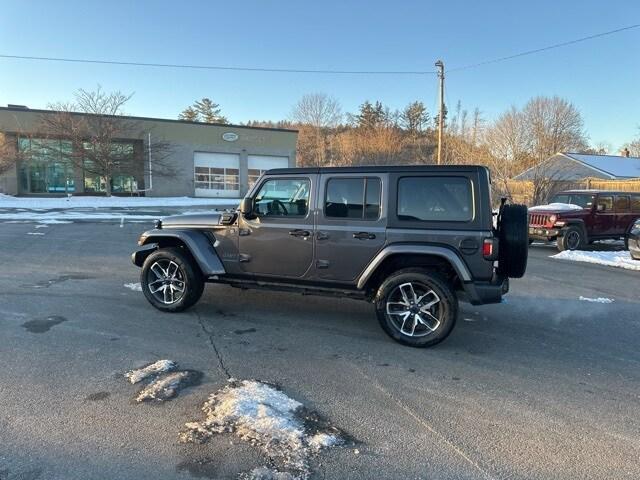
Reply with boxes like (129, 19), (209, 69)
(435, 60), (445, 165)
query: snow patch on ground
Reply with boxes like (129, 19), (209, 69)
(180, 380), (343, 479)
(124, 282), (142, 292)
(26, 232), (45, 236)
(552, 250), (640, 271)
(0, 194), (237, 209)
(529, 203), (583, 211)
(136, 371), (193, 402)
(579, 296), (614, 304)
(125, 359), (177, 384)
(37, 219), (74, 225)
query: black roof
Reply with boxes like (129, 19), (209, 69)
(0, 106), (298, 133)
(266, 165), (489, 175)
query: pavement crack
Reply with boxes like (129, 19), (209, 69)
(193, 308), (231, 379)
(349, 362), (498, 480)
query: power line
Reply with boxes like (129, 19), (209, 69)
(0, 53), (436, 75)
(449, 23), (640, 72)
(0, 23), (637, 76)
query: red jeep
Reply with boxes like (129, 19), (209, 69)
(528, 190), (640, 251)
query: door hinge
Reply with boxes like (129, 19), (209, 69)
(316, 259), (330, 269)
(238, 253), (251, 262)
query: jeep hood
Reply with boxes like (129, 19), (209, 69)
(528, 202), (584, 214)
(161, 212), (223, 228)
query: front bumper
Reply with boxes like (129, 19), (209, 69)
(461, 275), (509, 306)
(529, 226), (559, 240)
(131, 244), (157, 267)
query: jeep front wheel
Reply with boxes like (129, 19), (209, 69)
(374, 269), (457, 348)
(141, 247), (205, 312)
(557, 226), (584, 252)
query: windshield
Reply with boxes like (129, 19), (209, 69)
(551, 194), (594, 209)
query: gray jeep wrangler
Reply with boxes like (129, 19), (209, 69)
(132, 166), (528, 347)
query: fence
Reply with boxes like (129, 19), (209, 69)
(505, 178), (640, 205)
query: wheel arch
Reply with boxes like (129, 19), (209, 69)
(137, 229), (225, 276)
(358, 245), (472, 292)
(559, 219), (588, 240)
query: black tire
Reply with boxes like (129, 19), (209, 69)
(374, 268), (457, 348)
(498, 204), (529, 278)
(557, 226), (584, 252)
(141, 247), (205, 312)
(528, 238), (534, 245)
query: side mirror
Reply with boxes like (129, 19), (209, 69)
(239, 197), (254, 215)
(596, 204), (606, 212)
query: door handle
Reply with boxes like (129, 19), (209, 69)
(289, 229), (312, 237)
(353, 232), (375, 240)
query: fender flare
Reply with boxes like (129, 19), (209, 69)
(559, 220), (588, 241)
(356, 244), (472, 290)
(137, 229), (225, 276)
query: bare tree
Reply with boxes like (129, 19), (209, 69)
(0, 132), (19, 176)
(40, 87), (174, 196)
(622, 128), (640, 157)
(291, 93), (342, 166)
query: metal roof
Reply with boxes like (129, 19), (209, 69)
(563, 152), (640, 179)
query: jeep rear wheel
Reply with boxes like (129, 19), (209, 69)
(557, 226), (584, 252)
(141, 247), (205, 312)
(375, 269), (457, 348)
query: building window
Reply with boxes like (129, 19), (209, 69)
(194, 166), (239, 191)
(18, 137), (75, 194)
(248, 168), (266, 189)
(83, 142), (137, 193)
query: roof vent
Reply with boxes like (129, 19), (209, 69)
(621, 147), (630, 158)
(7, 104), (28, 110)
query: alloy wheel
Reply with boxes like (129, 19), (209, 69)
(385, 282), (442, 337)
(147, 259), (186, 305)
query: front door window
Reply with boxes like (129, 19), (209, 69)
(254, 178), (310, 217)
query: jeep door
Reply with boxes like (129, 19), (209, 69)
(314, 174), (386, 282)
(614, 195), (634, 235)
(593, 195), (616, 237)
(238, 175), (316, 278)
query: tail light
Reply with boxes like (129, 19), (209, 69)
(483, 238), (498, 260)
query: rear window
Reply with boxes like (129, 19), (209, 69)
(397, 176), (473, 222)
(615, 196), (630, 212)
(632, 195), (640, 213)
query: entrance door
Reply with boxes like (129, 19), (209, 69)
(238, 175), (315, 278)
(194, 152), (240, 197)
(315, 175), (386, 281)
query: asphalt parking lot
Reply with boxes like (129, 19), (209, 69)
(1, 220), (639, 480)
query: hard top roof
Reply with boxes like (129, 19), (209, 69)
(265, 165), (489, 175)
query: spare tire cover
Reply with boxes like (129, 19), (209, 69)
(498, 204), (529, 278)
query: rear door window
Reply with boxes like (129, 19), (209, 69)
(615, 196), (630, 212)
(597, 196), (613, 212)
(631, 195), (640, 213)
(397, 176), (473, 222)
(325, 177), (381, 220)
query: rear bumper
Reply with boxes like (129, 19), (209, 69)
(461, 275), (509, 305)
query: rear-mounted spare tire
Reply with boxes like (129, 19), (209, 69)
(498, 204), (529, 278)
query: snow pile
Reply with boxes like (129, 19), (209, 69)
(125, 359), (177, 384)
(0, 195), (237, 209)
(552, 250), (640, 271)
(124, 282), (142, 292)
(136, 371), (193, 402)
(579, 296), (614, 304)
(529, 203), (583, 212)
(181, 380), (343, 478)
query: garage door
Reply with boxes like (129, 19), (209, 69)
(194, 152), (240, 197)
(248, 155), (289, 188)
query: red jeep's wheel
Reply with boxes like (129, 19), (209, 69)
(557, 226), (584, 252)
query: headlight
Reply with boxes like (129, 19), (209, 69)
(549, 214), (557, 224)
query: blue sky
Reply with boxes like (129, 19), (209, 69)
(1, 0), (638, 148)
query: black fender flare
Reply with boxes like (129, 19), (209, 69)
(134, 229), (225, 276)
(558, 220), (588, 241)
(357, 244), (473, 290)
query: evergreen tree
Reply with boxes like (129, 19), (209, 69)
(355, 101), (387, 129)
(400, 101), (429, 134)
(194, 98), (228, 124)
(178, 106), (199, 122)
